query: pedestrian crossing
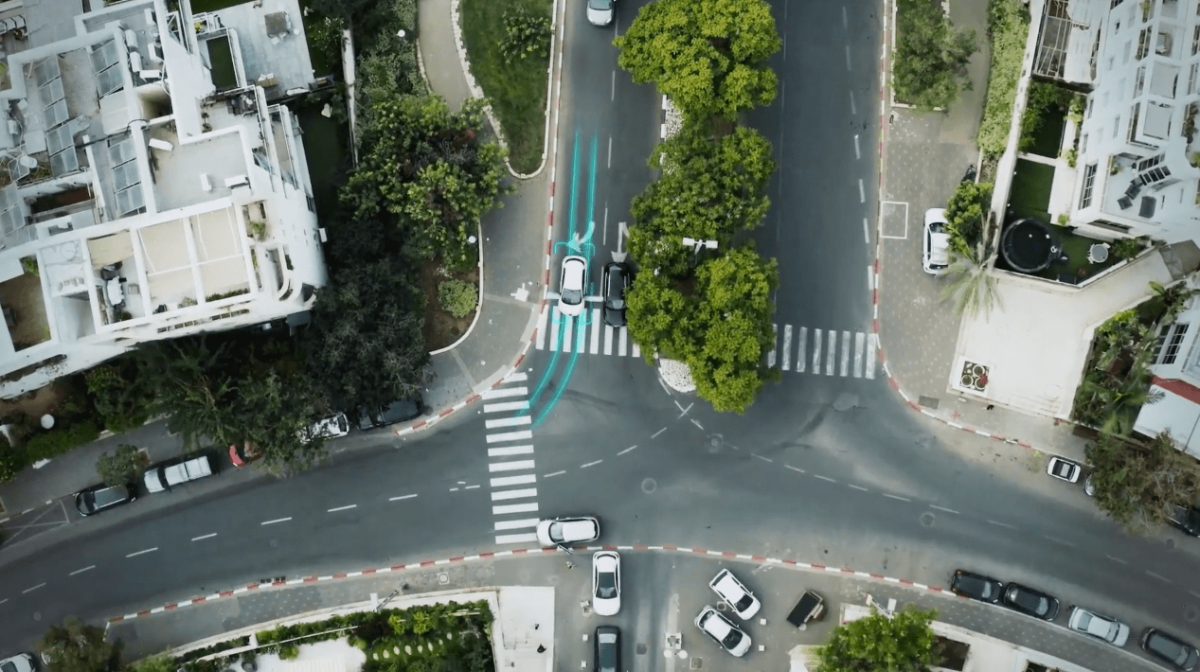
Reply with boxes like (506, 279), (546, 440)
(768, 325), (878, 379)
(481, 372), (541, 544)
(535, 307), (642, 357)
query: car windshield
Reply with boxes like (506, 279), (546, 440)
(588, 0), (610, 9)
(3, 661), (19, 672)
(597, 633), (618, 672)
(721, 628), (743, 649)
(1034, 597), (1048, 613)
(597, 573), (617, 598)
(735, 594), (754, 610)
(561, 287), (583, 304)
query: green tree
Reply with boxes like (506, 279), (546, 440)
(306, 258), (427, 413)
(1087, 432), (1200, 532)
(939, 245), (999, 317)
(614, 0), (780, 122)
(629, 125), (775, 276)
(128, 654), (174, 672)
(816, 608), (938, 672)
(84, 361), (151, 433)
(38, 617), (123, 672)
(893, 0), (977, 111)
(942, 181), (992, 256)
(627, 273), (694, 362)
(95, 444), (146, 487)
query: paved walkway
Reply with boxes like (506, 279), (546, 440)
(875, 0), (1090, 462)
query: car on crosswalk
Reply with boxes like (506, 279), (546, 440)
(695, 606), (751, 657)
(708, 569), (761, 619)
(592, 551), (621, 615)
(558, 256), (588, 317)
(536, 516), (600, 547)
(602, 262), (631, 327)
(923, 208), (951, 275)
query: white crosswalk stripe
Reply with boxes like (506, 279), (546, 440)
(590, 309), (602, 354)
(534, 311), (641, 358)
(768, 323), (877, 381)
(483, 380), (543, 544)
(767, 324), (777, 368)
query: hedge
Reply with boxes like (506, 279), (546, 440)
(976, 0), (1030, 157)
(22, 421), (100, 463)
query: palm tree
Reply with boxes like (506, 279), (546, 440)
(939, 244), (1000, 317)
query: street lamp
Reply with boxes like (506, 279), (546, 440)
(682, 237), (718, 254)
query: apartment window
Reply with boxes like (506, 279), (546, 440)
(1128, 103), (1142, 141)
(1081, 133), (1089, 154)
(1193, 24), (1200, 54)
(1087, 97), (1095, 118)
(1135, 65), (1146, 95)
(1113, 0), (1124, 7)
(1114, 115), (1122, 138)
(1139, 27), (1152, 59)
(1081, 163), (1098, 208)
(1155, 324), (1191, 364)
(1190, 63), (1200, 93)
(1092, 219), (1134, 233)
(1124, 40), (1133, 62)
(1137, 153), (1165, 170)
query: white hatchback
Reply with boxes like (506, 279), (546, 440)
(558, 256), (588, 317)
(695, 606), (752, 657)
(1, 654), (36, 672)
(535, 516), (600, 546)
(592, 551), (621, 615)
(923, 208), (951, 275)
(708, 569), (761, 620)
(1046, 456), (1081, 483)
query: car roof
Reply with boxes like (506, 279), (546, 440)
(700, 609), (732, 637)
(562, 519), (596, 536)
(712, 572), (744, 597)
(924, 208), (948, 225)
(562, 257), (586, 289)
(928, 233), (951, 265)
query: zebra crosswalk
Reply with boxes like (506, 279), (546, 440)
(769, 325), (878, 379)
(481, 372), (541, 544)
(536, 307), (642, 357)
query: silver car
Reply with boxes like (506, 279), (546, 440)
(1067, 607), (1130, 647)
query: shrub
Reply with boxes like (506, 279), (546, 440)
(976, 0), (1030, 157)
(1018, 81), (1075, 151)
(892, 0), (977, 111)
(499, 8), (551, 62)
(23, 421), (100, 463)
(96, 444), (148, 487)
(0, 434), (20, 483)
(1110, 236), (1146, 260)
(944, 181), (993, 256)
(439, 280), (478, 319)
(277, 645), (300, 661)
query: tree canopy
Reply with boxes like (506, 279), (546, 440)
(614, 0), (780, 121)
(39, 617), (123, 672)
(892, 0), (977, 111)
(1087, 432), (1200, 532)
(816, 609), (938, 672)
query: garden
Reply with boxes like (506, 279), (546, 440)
(892, 0), (977, 111)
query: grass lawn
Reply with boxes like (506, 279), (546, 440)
(206, 36), (238, 90)
(1007, 158), (1054, 222)
(460, 0), (552, 173)
(1034, 228), (1118, 282)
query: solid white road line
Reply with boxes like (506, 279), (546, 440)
(504, 371), (528, 383)
(865, 334), (878, 379)
(495, 532), (539, 544)
(261, 517), (292, 526)
(782, 324), (792, 371)
(482, 387), (529, 400)
(604, 324), (614, 355)
(796, 327), (807, 373)
(327, 504), (358, 512)
(812, 329), (822, 374)
(485, 416), (532, 429)
(484, 400), (529, 413)
(489, 460), (537, 472)
(389, 494), (418, 501)
(69, 565), (96, 576)
(825, 330), (837, 376)
(494, 518), (539, 531)
(618, 327), (628, 356)
(854, 332), (865, 378)
(488, 445), (535, 457)
(493, 502), (539, 514)
(767, 324), (777, 368)
(491, 488), (538, 501)
(490, 474), (537, 487)
(536, 309), (548, 350)
(840, 330), (851, 376)
(126, 547), (159, 558)
(486, 430), (534, 444)
(563, 317), (574, 353)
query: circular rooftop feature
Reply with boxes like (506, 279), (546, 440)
(1002, 218), (1061, 273)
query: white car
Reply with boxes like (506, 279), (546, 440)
(1046, 456), (1081, 483)
(301, 412), (350, 443)
(557, 255), (588, 317)
(1, 654), (37, 672)
(923, 208), (951, 275)
(535, 516), (600, 546)
(695, 606), (751, 657)
(1067, 606), (1130, 647)
(592, 551), (621, 615)
(708, 569), (761, 620)
(586, 0), (614, 25)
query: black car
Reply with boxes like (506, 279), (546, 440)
(1142, 629), (1199, 671)
(949, 570), (1003, 603)
(74, 483), (137, 517)
(594, 626), (620, 672)
(354, 398), (423, 430)
(1001, 583), (1060, 620)
(602, 262), (631, 327)
(1168, 505), (1200, 537)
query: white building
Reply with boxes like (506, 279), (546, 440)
(0, 0), (328, 398)
(1034, 0), (1200, 244)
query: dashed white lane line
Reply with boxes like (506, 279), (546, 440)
(882, 493), (911, 502)
(853, 133), (861, 159)
(544, 470), (566, 478)
(486, 430), (534, 444)
(814, 475), (837, 483)
(69, 565), (96, 576)
(857, 179), (865, 203)
(848, 484), (869, 492)
(1146, 570), (1171, 583)
(753, 454), (773, 463)
(491, 474), (537, 487)
(1042, 535), (1075, 548)
(494, 518), (539, 531)
(126, 547), (159, 558)
(618, 445), (637, 455)
(484, 401), (530, 413)
(929, 505), (959, 514)
(389, 494), (418, 501)
(465, 484), (480, 490)
(191, 532), (218, 541)
(489, 445), (535, 457)
(581, 460), (603, 469)
(785, 464), (805, 473)
(651, 427), (667, 439)
(1189, 590), (1200, 599)
(494, 502), (539, 515)
(22, 583), (45, 594)
(691, 419), (704, 430)
(481, 386), (529, 400)
(486, 416), (532, 429)
(489, 460), (537, 472)
(1105, 554), (1128, 565)
(327, 504), (357, 513)
(987, 519), (1016, 529)
(491, 488), (538, 501)
(261, 517), (293, 526)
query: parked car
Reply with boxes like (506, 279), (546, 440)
(1167, 505), (1200, 537)
(695, 606), (751, 657)
(602, 262), (631, 327)
(229, 440), (261, 468)
(922, 208), (951, 275)
(1, 653), (38, 672)
(708, 569), (761, 620)
(949, 570), (1004, 604)
(1067, 606), (1129, 647)
(535, 516), (600, 546)
(594, 626), (620, 672)
(1142, 629), (1199, 670)
(144, 452), (216, 493)
(301, 412), (350, 443)
(592, 551), (621, 616)
(1001, 583), (1060, 620)
(557, 256), (588, 317)
(74, 482), (136, 517)
(586, 0), (615, 26)
(1046, 456), (1081, 483)
(354, 398), (423, 430)
(1084, 473), (1095, 496)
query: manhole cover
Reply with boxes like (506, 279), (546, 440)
(919, 512), (935, 528)
(438, 572), (449, 585)
(636, 644), (647, 655)
(642, 478), (657, 494)
(918, 396), (939, 409)
(690, 658), (702, 669)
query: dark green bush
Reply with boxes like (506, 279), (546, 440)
(23, 421), (100, 463)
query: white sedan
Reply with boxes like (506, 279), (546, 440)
(923, 208), (951, 275)
(695, 606), (752, 657)
(0, 654), (36, 672)
(1046, 456), (1081, 483)
(535, 516), (600, 547)
(592, 551), (621, 615)
(557, 255), (588, 317)
(708, 569), (761, 620)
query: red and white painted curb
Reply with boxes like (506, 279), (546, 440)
(107, 544), (965, 624)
